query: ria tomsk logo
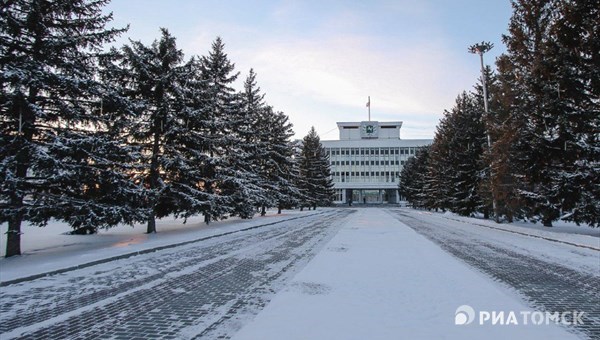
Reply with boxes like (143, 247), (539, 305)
(455, 305), (476, 325)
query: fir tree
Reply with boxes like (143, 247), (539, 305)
(198, 37), (258, 223)
(399, 146), (430, 208)
(239, 69), (299, 215)
(423, 114), (453, 212)
(298, 127), (334, 209)
(499, 0), (600, 226)
(237, 69), (270, 216)
(105, 28), (209, 233)
(262, 107), (299, 214)
(421, 92), (487, 216)
(445, 92), (487, 216)
(0, 0), (143, 257)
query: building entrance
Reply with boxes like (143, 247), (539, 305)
(347, 189), (393, 204)
(362, 190), (380, 203)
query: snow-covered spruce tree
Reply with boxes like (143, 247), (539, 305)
(105, 28), (211, 233)
(551, 0), (600, 227)
(499, 0), (600, 227)
(298, 127), (334, 209)
(490, 56), (524, 223)
(444, 92), (487, 216)
(290, 139), (309, 210)
(398, 145), (430, 208)
(422, 92), (487, 216)
(261, 107), (299, 214)
(198, 37), (260, 223)
(237, 69), (270, 217)
(239, 69), (299, 215)
(422, 114), (453, 212)
(0, 0), (146, 257)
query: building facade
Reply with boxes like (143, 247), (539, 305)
(321, 121), (432, 204)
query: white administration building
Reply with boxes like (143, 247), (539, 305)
(321, 121), (432, 204)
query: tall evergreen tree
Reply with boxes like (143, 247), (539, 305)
(0, 0), (144, 257)
(445, 92), (487, 216)
(105, 28), (209, 233)
(491, 56), (524, 223)
(239, 69), (299, 215)
(298, 127), (334, 209)
(421, 93), (487, 216)
(423, 112), (454, 212)
(399, 146), (430, 208)
(198, 37), (258, 222)
(237, 69), (270, 216)
(262, 107), (299, 214)
(499, 0), (600, 226)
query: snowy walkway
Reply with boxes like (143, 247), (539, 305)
(0, 209), (323, 283)
(0, 209), (352, 339)
(233, 208), (589, 340)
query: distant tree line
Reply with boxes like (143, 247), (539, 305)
(0, 0), (334, 257)
(399, 0), (599, 228)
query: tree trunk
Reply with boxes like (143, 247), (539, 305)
(147, 213), (156, 233)
(6, 216), (22, 257)
(6, 136), (29, 257)
(146, 118), (162, 234)
(261, 206), (266, 216)
(204, 213), (211, 225)
(300, 206), (304, 211)
(277, 205), (282, 214)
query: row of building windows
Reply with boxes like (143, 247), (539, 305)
(327, 147), (416, 156)
(331, 160), (406, 166)
(333, 171), (400, 178)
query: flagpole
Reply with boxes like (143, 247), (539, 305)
(367, 96), (371, 121)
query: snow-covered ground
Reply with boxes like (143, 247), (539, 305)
(1, 207), (596, 339)
(0, 209), (321, 283)
(437, 210), (599, 249)
(233, 208), (581, 340)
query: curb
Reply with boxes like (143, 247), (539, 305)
(0, 211), (326, 287)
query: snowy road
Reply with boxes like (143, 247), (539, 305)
(0, 209), (353, 339)
(387, 208), (600, 339)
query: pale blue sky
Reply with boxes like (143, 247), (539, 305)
(104, 0), (513, 139)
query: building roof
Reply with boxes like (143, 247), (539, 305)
(321, 139), (432, 147)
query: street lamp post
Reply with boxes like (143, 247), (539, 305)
(469, 41), (499, 222)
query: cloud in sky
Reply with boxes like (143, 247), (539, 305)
(106, 0), (512, 139)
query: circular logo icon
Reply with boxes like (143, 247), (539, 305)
(455, 305), (476, 325)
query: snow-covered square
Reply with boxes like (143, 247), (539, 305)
(1, 207), (597, 339)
